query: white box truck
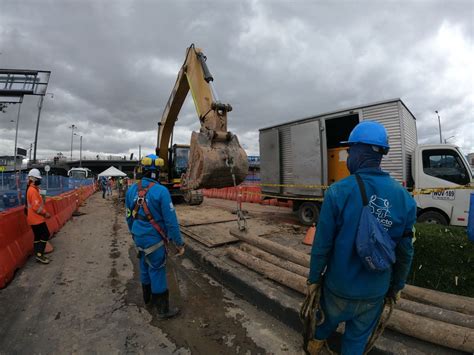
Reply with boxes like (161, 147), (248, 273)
(259, 99), (473, 226)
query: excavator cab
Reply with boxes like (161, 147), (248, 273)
(169, 144), (189, 182)
(157, 44), (248, 191)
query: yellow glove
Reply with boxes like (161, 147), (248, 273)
(387, 288), (402, 303)
(175, 244), (185, 257)
(306, 282), (320, 296)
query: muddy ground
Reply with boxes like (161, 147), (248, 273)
(0, 192), (303, 354)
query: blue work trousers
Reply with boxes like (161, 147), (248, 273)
(315, 286), (384, 355)
(139, 247), (167, 294)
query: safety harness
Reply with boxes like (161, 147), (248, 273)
(131, 181), (170, 267)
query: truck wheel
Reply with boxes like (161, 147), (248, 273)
(298, 202), (320, 226)
(417, 211), (448, 225)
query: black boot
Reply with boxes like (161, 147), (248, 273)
(155, 290), (180, 319)
(142, 283), (152, 305)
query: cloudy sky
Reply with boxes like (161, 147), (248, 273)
(0, 0), (472, 161)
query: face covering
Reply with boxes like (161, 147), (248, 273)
(34, 180), (41, 186)
(346, 143), (383, 174)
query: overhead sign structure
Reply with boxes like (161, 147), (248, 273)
(16, 147), (27, 157)
(0, 69), (51, 97)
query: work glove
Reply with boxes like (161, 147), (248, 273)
(307, 282), (320, 297)
(175, 244), (185, 257)
(386, 288), (402, 304)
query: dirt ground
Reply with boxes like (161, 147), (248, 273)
(0, 192), (303, 354)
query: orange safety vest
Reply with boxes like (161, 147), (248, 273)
(26, 183), (48, 225)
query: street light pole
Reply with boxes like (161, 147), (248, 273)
(70, 124), (76, 160)
(80, 135), (83, 167)
(435, 110), (442, 144)
(444, 136), (455, 144)
(33, 92), (53, 163)
(13, 98), (23, 203)
(13, 100), (23, 175)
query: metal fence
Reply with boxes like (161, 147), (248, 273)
(0, 172), (94, 212)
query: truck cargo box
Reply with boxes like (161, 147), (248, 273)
(259, 99), (417, 200)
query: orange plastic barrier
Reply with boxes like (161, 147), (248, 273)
(0, 185), (96, 288)
(202, 185), (293, 209)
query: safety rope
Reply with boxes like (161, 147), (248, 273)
(300, 285), (394, 355)
(226, 156), (247, 231)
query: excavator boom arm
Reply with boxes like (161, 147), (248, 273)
(157, 44), (248, 190)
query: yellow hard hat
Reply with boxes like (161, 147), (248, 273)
(141, 154), (164, 170)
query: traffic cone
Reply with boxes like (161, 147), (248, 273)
(302, 224), (316, 246)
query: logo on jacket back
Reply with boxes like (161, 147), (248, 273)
(369, 195), (393, 229)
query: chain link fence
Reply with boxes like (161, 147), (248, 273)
(0, 172), (94, 212)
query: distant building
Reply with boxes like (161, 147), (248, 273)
(0, 155), (24, 171)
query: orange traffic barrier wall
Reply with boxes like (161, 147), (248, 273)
(0, 184), (96, 288)
(202, 185), (292, 209)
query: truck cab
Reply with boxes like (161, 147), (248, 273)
(413, 144), (473, 226)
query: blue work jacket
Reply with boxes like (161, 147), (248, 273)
(308, 168), (416, 300)
(125, 178), (183, 249)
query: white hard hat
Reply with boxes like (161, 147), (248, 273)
(28, 168), (42, 179)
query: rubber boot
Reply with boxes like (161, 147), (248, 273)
(156, 290), (180, 320)
(142, 283), (152, 305)
(306, 339), (325, 355)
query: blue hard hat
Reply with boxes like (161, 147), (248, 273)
(341, 121), (390, 154)
(141, 154), (164, 171)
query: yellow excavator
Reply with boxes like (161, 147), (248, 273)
(156, 44), (248, 204)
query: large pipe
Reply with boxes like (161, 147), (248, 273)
(239, 243), (309, 278)
(228, 247), (306, 294)
(403, 284), (474, 316)
(397, 298), (474, 329)
(229, 228), (310, 267)
(235, 238), (474, 328)
(228, 246), (474, 353)
(230, 228), (474, 316)
(389, 310), (474, 353)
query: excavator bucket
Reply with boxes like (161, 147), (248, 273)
(183, 130), (248, 190)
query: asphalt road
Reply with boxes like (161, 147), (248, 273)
(0, 192), (303, 354)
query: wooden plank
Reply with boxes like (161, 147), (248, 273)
(181, 224), (238, 248)
(179, 217), (245, 227)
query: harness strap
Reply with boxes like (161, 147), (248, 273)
(131, 181), (170, 247)
(136, 240), (164, 255)
(135, 241), (166, 268)
(355, 174), (369, 206)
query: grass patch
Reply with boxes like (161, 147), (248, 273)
(407, 223), (474, 297)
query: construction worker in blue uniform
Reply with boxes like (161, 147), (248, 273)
(125, 154), (185, 319)
(306, 121), (416, 354)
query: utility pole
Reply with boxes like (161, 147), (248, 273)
(70, 124), (76, 160)
(33, 93), (53, 163)
(139, 144), (141, 160)
(435, 111), (442, 144)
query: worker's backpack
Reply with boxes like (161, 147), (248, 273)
(355, 174), (396, 272)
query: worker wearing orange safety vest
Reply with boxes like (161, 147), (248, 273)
(25, 168), (52, 264)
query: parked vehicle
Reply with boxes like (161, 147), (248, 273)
(67, 167), (92, 179)
(259, 99), (472, 226)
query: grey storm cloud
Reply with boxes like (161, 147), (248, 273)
(0, 0), (472, 160)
